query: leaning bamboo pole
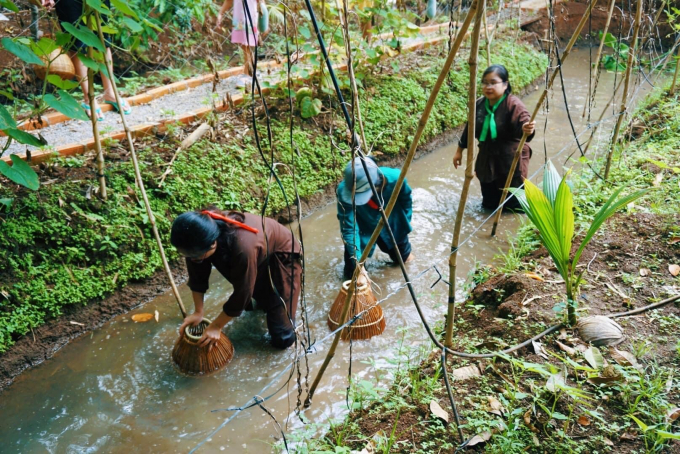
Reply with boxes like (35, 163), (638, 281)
(604, 0), (643, 180)
(582, 0), (616, 118)
(85, 12), (107, 200)
(94, 13), (187, 317)
(444, 0), (484, 348)
(490, 0), (599, 237)
(671, 46), (680, 94)
(482, 10), (490, 67)
(304, 0), (478, 408)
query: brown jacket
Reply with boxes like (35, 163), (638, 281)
(186, 212), (301, 317)
(459, 94), (534, 183)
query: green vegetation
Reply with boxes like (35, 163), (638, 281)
(288, 80), (680, 453)
(0, 40), (547, 353)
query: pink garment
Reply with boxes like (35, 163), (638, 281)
(232, 0), (259, 47)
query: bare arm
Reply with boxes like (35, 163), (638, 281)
(216, 0), (234, 28)
(453, 145), (464, 168)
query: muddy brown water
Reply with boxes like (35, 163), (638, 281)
(0, 49), (658, 453)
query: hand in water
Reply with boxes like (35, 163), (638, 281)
(198, 322), (222, 350)
(179, 312), (203, 335)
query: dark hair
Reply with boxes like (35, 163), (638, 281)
(482, 64), (512, 94)
(170, 208), (245, 256)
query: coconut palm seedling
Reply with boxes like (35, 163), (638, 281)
(511, 162), (647, 326)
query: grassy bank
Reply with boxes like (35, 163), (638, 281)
(0, 40), (547, 353)
(291, 86), (680, 452)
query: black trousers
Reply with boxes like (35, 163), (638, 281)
(251, 253), (302, 349)
(343, 234), (412, 279)
(480, 179), (524, 212)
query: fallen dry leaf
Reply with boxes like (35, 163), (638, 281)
(154, 310), (159, 323)
(667, 408), (680, 423)
(652, 172), (664, 187)
(610, 348), (641, 370)
(466, 431), (492, 447)
(524, 409), (539, 433)
(487, 396), (505, 417)
(670, 236), (680, 245)
(131, 313), (154, 322)
(532, 340), (549, 359)
(556, 340), (577, 357)
(577, 415), (591, 426)
(524, 272), (544, 281)
(670, 264), (680, 277)
(620, 431), (637, 441)
(639, 268), (652, 277)
(558, 328), (568, 340)
(603, 437), (614, 446)
(452, 364), (481, 381)
(430, 400), (449, 423)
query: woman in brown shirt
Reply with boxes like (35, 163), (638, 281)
(453, 64), (536, 211)
(170, 209), (302, 350)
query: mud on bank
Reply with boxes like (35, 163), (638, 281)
(0, 38), (548, 391)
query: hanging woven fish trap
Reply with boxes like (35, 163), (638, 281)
(328, 279), (385, 340)
(171, 319), (234, 375)
(33, 49), (76, 81)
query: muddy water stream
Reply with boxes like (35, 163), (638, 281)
(0, 49), (656, 453)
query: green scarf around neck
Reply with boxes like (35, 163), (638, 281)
(479, 93), (507, 142)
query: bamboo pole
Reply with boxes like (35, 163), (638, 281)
(94, 13), (187, 318)
(581, 76), (624, 155)
(671, 46), (680, 94)
(490, 0), (599, 237)
(445, 0), (484, 348)
(304, 0), (478, 408)
(85, 13), (107, 200)
(604, 0), (643, 180)
(483, 9), (490, 67)
(582, 0), (616, 118)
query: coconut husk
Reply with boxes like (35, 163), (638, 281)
(328, 279), (385, 340)
(172, 319), (234, 375)
(576, 315), (624, 346)
(33, 49), (75, 80)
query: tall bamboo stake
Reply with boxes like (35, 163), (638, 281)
(445, 0), (484, 348)
(604, 0), (643, 180)
(86, 13), (107, 200)
(482, 9), (490, 67)
(94, 13), (187, 318)
(304, 0), (478, 408)
(582, 0), (616, 118)
(490, 0), (599, 237)
(671, 46), (680, 94)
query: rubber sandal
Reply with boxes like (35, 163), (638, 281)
(103, 99), (132, 115)
(81, 102), (104, 121)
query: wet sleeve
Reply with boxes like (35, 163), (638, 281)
(398, 179), (413, 223)
(458, 122), (470, 149)
(337, 199), (362, 267)
(222, 249), (257, 317)
(510, 97), (535, 143)
(186, 258), (212, 294)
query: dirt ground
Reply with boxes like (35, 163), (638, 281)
(339, 211), (680, 452)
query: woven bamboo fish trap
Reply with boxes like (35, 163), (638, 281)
(172, 319), (234, 375)
(33, 49), (75, 81)
(327, 280), (385, 340)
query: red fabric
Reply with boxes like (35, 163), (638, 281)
(201, 210), (259, 234)
(367, 199), (380, 210)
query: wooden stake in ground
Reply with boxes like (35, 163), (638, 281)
(85, 12), (106, 200)
(445, 0), (484, 348)
(604, 0), (643, 180)
(304, 0), (478, 408)
(582, 0), (616, 119)
(490, 0), (599, 237)
(671, 46), (680, 94)
(158, 123), (212, 187)
(94, 12), (187, 318)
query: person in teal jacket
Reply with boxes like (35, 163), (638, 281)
(336, 157), (415, 279)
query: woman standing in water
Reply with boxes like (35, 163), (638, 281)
(171, 209), (301, 350)
(453, 64), (536, 211)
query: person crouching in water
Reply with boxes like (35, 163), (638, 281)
(171, 209), (302, 349)
(336, 157), (415, 280)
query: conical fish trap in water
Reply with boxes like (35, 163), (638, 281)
(328, 280), (385, 340)
(172, 319), (234, 375)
